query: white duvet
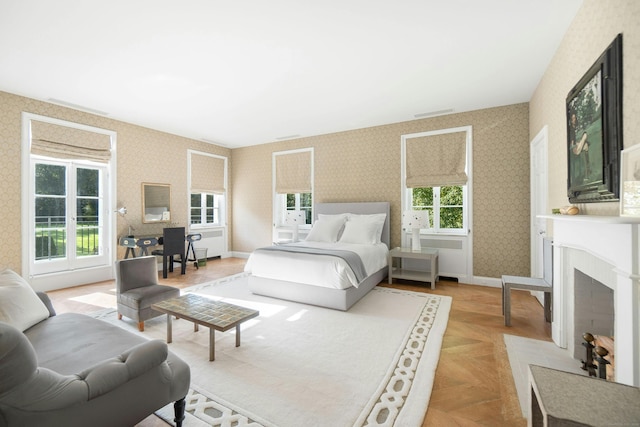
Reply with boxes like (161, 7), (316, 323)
(244, 241), (389, 290)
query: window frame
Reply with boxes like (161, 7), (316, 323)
(401, 126), (473, 237)
(272, 148), (314, 229)
(187, 150), (227, 230)
(21, 112), (116, 288)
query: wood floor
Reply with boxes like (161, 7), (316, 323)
(47, 257), (551, 426)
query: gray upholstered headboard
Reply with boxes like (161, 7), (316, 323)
(314, 202), (391, 248)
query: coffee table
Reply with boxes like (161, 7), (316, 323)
(152, 293), (259, 361)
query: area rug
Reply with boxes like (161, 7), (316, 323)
(504, 334), (584, 418)
(101, 274), (451, 427)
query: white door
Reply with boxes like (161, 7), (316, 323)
(530, 127), (548, 302)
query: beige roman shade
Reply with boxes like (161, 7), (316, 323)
(191, 153), (226, 194)
(405, 131), (468, 187)
(30, 120), (112, 162)
(275, 150), (312, 194)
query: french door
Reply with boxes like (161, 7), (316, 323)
(30, 158), (109, 275)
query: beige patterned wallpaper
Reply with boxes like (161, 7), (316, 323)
(233, 103), (530, 278)
(530, 0), (640, 218)
(0, 90), (231, 273)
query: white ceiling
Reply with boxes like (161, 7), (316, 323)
(0, 0), (583, 148)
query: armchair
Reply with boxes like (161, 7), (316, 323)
(116, 256), (180, 331)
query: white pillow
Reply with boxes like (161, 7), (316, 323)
(338, 220), (379, 245)
(347, 213), (387, 243)
(0, 269), (50, 331)
(305, 216), (347, 242)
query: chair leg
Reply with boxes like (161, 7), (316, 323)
(174, 397), (186, 427)
(138, 321), (144, 332)
(504, 285), (512, 327)
(544, 291), (552, 322)
(162, 256), (168, 279)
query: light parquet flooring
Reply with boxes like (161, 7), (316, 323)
(47, 257), (551, 426)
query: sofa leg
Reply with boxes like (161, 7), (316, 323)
(117, 313), (122, 320)
(138, 321), (144, 332)
(174, 397), (186, 427)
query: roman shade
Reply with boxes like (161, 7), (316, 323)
(275, 150), (312, 194)
(30, 120), (112, 162)
(191, 153), (226, 194)
(405, 131), (468, 187)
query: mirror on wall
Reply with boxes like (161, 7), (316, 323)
(142, 183), (171, 223)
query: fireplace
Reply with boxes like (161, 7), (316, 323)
(573, 269), (614, 361)
(545, 215), (640, 386)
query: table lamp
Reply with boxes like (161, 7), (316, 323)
(403, 210), (429, 251)
(285, 210), (306, 242)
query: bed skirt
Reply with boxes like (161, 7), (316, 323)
(247, 267), (387, 311)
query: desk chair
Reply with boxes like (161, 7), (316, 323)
(136, 237), (158, 256)
(151, 227), (186, 279)
(502, 238), (553, 326)
(119, 236), (137, 259)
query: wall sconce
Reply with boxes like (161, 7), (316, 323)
(115, 206), (134, 236)
(402, 210), (429, 251)
(285, 210), (306, 242)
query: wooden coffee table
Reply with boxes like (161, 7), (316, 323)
(152, 294), (259, 361)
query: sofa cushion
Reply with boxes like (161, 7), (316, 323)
(0, 269), (50, 331)
(0, 321), (39, 394)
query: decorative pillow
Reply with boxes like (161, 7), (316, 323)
(338, 220), (380, 245)
(305, 216), (347, 242)
(0, 269), (50, 332)
(347, 213), (387, 243)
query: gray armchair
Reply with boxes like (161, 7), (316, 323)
(116, 256), (180, 331)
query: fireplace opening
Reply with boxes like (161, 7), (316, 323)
(573, 268), (615, 378)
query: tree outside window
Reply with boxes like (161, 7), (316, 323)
(412, 186), (464, 230)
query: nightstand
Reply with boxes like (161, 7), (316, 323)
(388, 247), (439, 289)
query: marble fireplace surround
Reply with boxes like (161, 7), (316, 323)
(545, 215), (640, 386)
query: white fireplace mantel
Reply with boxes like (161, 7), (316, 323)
(542, 214), (640, 386)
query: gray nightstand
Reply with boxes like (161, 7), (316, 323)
(388, 247), (439, 289)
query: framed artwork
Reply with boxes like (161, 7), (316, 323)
(566, 34), (623, 203)
(620, 144), (640, 217)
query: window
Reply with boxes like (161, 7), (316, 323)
(409, 186), (465, 231)
(190, 192), (223, 226)
(24, 114), (114, 282)
(285, 192), (313, 224)
(188, 151), (227, 228)
(273, 148), (314, 229)
(402, 126), (472, 235)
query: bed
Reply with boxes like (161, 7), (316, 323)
(245, 202), (390, 310)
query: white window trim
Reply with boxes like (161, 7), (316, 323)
(21, 112), (117, 291)
(272, 148), (314, 239)
(187, 150), (228, 230)
(400, 126), (473, 237)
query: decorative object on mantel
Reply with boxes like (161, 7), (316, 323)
(566, 33), (623, 204)
(620, 144), (640, 217)
(553, 206), (580, 215)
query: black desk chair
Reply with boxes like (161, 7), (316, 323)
(151, 227), (186, 279)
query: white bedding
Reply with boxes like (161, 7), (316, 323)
(244, 241), (389, 290)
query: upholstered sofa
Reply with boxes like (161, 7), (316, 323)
(0, 269), (190, 427)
